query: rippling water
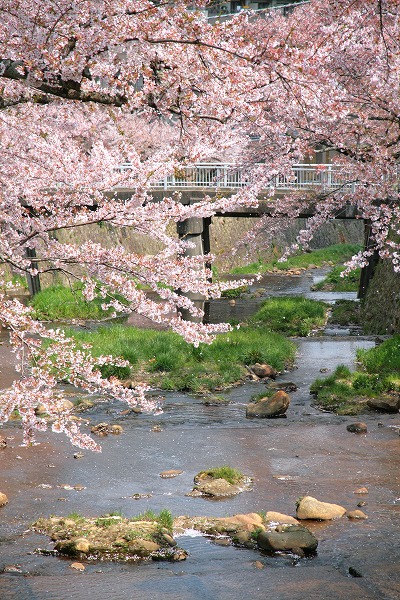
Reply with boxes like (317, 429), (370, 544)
(0, 273), (399, 600)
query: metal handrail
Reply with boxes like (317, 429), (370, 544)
(117, 162), (357, 192)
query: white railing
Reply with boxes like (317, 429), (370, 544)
(206, 2), (310, 22)
(117, 162), (357, 192)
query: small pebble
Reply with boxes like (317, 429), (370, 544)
(70, 562), (85, 572)
(354, 487), (369, 494)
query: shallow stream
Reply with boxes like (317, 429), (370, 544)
(0, 271), (399, 600)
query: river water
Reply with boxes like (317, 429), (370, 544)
(0, 271), (399, 600)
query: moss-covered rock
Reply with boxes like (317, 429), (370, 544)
(257, 524), (318, 554)
(32, 513), (186, 562)
(188, 467), (253, 498)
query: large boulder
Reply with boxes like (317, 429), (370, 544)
(367, 396), (400, 413)
(296, 496), (346, 520)
(215, 513), (264, 532)
(194, 478), (239, 497)
(250, 364), (277, 379)
(257, 524), (318, 553)
(264, 511), (299, 525)
(246, 390), (290, 418)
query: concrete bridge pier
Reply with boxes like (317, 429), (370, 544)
(177, 215), (211, 322)
(25, 247), (41, 296)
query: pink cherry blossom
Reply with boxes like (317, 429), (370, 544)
(0, 0), (399, 448)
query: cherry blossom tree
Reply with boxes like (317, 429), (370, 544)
(0, 0), (399, 448)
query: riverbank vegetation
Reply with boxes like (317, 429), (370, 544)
(310, 336), (400, 414)
(58, 296), (331, 392)
(27, 280), (333, 393)
(311, 265), (361, 292)
(30, 283), (128, 321)
(67, 324), (296, 393)
(328, 300), (361, 327)
(252, 297), (327, 336)
(231, 244), (362, 275)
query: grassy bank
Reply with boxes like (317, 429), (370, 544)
(328, 300), (361, 326)
(68, 324), (296, 393)
(63, 296), (330, 392)
(231, 244), (362, 275)
(30, 283), (128, 320)
(252, 297), (327, 336)
(310, 336), (400, 414)
(312, 265), (361, 292)
(29, 268), (333, 393)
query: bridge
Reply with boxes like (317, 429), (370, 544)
(116, 160), (369, 315)
(118, 162), (356, 195)
(26, 162), (371, 304)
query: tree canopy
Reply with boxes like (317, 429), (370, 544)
(0, 0), (399, 448)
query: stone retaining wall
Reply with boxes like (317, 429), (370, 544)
(40, 217), (363, 286)
(362, 260), (400, 334)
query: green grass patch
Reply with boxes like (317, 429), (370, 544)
(312, 265), (361, 292)
(252, 296), (327, 336)
(197, 465), (244, 485)
(66, 323), (295, 393)
(95, 513), (123, 528)
(310, 338), (400, 414)
(66, 512), (86, 524)
(221, 285), (249, 299)
(130, 509), (173, 530)
(329, 300), (361, 326)
(356, 336), (400, 375)
(30, 283), (128, 321)
(1, 272), (28, 291)
(231, 244), (362, 275)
